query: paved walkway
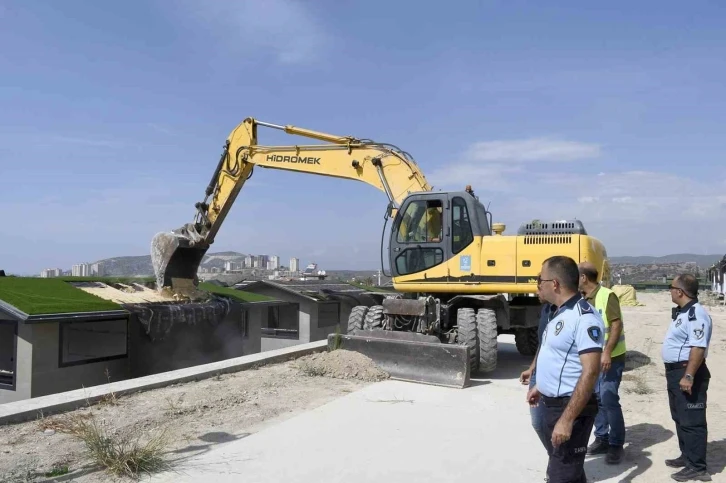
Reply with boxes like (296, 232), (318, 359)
(145, 336), (653, 482)
(147, 336), (549, 482)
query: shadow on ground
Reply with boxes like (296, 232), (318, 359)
(707, 438), (726, 477)
(623, 350), (652, 372)
(585, 422), (672, 482)
(171, 431), (250, 458)
(472, 339), (532, 381)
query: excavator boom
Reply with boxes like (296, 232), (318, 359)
(151, 118), (431, 293)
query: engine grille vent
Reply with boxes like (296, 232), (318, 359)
(517, 220), (587, 236)
(524, 235), (573, 245)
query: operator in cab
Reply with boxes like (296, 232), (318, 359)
(526, 255), (605, 483)
(662, 274), (713, 482)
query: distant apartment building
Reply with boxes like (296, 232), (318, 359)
(244, 255), (253, 268)
(290, 258), (300, 273)
(40, 268), (63, 278)
(90, 263), (105, 277)
(225, 261), (243, 272)
(71, 263), (90, 277)
(267, 256), (280, 271)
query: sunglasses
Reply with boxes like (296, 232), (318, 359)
(536, 275), (555, 286)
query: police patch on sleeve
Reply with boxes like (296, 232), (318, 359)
(693, 323), (705, 340)
(587, 326), (602, 343)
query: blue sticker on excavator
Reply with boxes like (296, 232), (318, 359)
(460, 255), (471, 272)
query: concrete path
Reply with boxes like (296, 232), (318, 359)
(144, 336), (643, 483)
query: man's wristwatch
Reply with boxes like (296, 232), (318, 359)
(685, 374), (694, 381)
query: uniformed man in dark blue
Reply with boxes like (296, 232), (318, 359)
(526, 255), (605, 483)
(662, 274), (713, 482)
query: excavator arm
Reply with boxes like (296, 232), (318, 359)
(151, 117), (431, 292)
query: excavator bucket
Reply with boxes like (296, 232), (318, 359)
(150, 231), (209, 291)
(328, 330), (471, 388)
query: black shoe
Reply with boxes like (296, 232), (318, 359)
(587, 438), (609, 455)
(606, 445), (623, 464)
(666, 455), (687, 468)
(670, 466), (712, 482)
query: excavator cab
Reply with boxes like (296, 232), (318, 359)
(389, 191), (491, 280)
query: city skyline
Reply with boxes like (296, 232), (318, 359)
(36, 252), (317, 278)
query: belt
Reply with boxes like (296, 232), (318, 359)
(542, 394), (597, 407)
(664, 361), (688, 370)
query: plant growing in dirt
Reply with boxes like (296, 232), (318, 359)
(40, 413), (171, 480)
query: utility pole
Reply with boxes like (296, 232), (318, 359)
(377, 269), (381, 286)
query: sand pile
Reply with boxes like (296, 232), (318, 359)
(296, 350), (389, 382)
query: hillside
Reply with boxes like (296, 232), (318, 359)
(610, 261), (703, 284)
(92, 251), (724, 280)
(94, 251), (250, 277)
(609, 253), (723, 268)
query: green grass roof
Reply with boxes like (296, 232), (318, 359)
(198, 282), (274, 303)
(0, 277), (275, 317)
(0, 277), (122, 315)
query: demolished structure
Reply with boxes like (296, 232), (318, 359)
(0, 277), (280, 403)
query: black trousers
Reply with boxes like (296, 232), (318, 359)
(542, 394), (599, 483)
(666, 362), (710, 472)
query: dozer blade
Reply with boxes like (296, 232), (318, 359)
(328, 329), (471, 388)
(150, 231), (209, 291)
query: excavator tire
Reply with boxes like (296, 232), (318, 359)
(364, 305), (384, 330)
(477, 308), (498, 373)
(457, 308), (479, 373)
(348, 306), (369, 333)
(515, 327), (539, 357)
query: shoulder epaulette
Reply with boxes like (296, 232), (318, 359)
(578, 298), (593, 315)
(688, 306), (697, 321)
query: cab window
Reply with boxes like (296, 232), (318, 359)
(396, 199), (443, 243)
(452, 197), (473, 253)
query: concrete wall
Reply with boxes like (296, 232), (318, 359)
(128, 301), (261, 378)
(246, 285), (359, 350)
(30, 321), (131, 399)
(244, 285), (312, 348)
(0, 323), (32, 404)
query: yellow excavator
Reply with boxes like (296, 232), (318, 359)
(151, 117), (610, 388)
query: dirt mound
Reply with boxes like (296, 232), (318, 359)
(296, 350), (389, 382)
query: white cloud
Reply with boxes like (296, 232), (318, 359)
(428, 136), (601, 193)
(428, 163), (523, 193)
(465, 138), (601, 162)
(175, 0), (328, 64)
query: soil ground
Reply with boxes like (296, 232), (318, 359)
(0, 351), (386, 482)
(579, 290), (726, 482)
(0, 290), (725, 482)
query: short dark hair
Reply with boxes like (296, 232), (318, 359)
(543, 256), (580, 292)
(674, 273), (699, 299)
(579, 263), (599, 283)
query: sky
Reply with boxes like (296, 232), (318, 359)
(1, 0), (726, 275)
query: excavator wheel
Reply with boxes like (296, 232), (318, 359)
(515, 327), (539, 357)
(477, 308), (498, 373)
(348, 306), (369, 333)
(364, 305), (384, 330)
(457, 308), (479, 373)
